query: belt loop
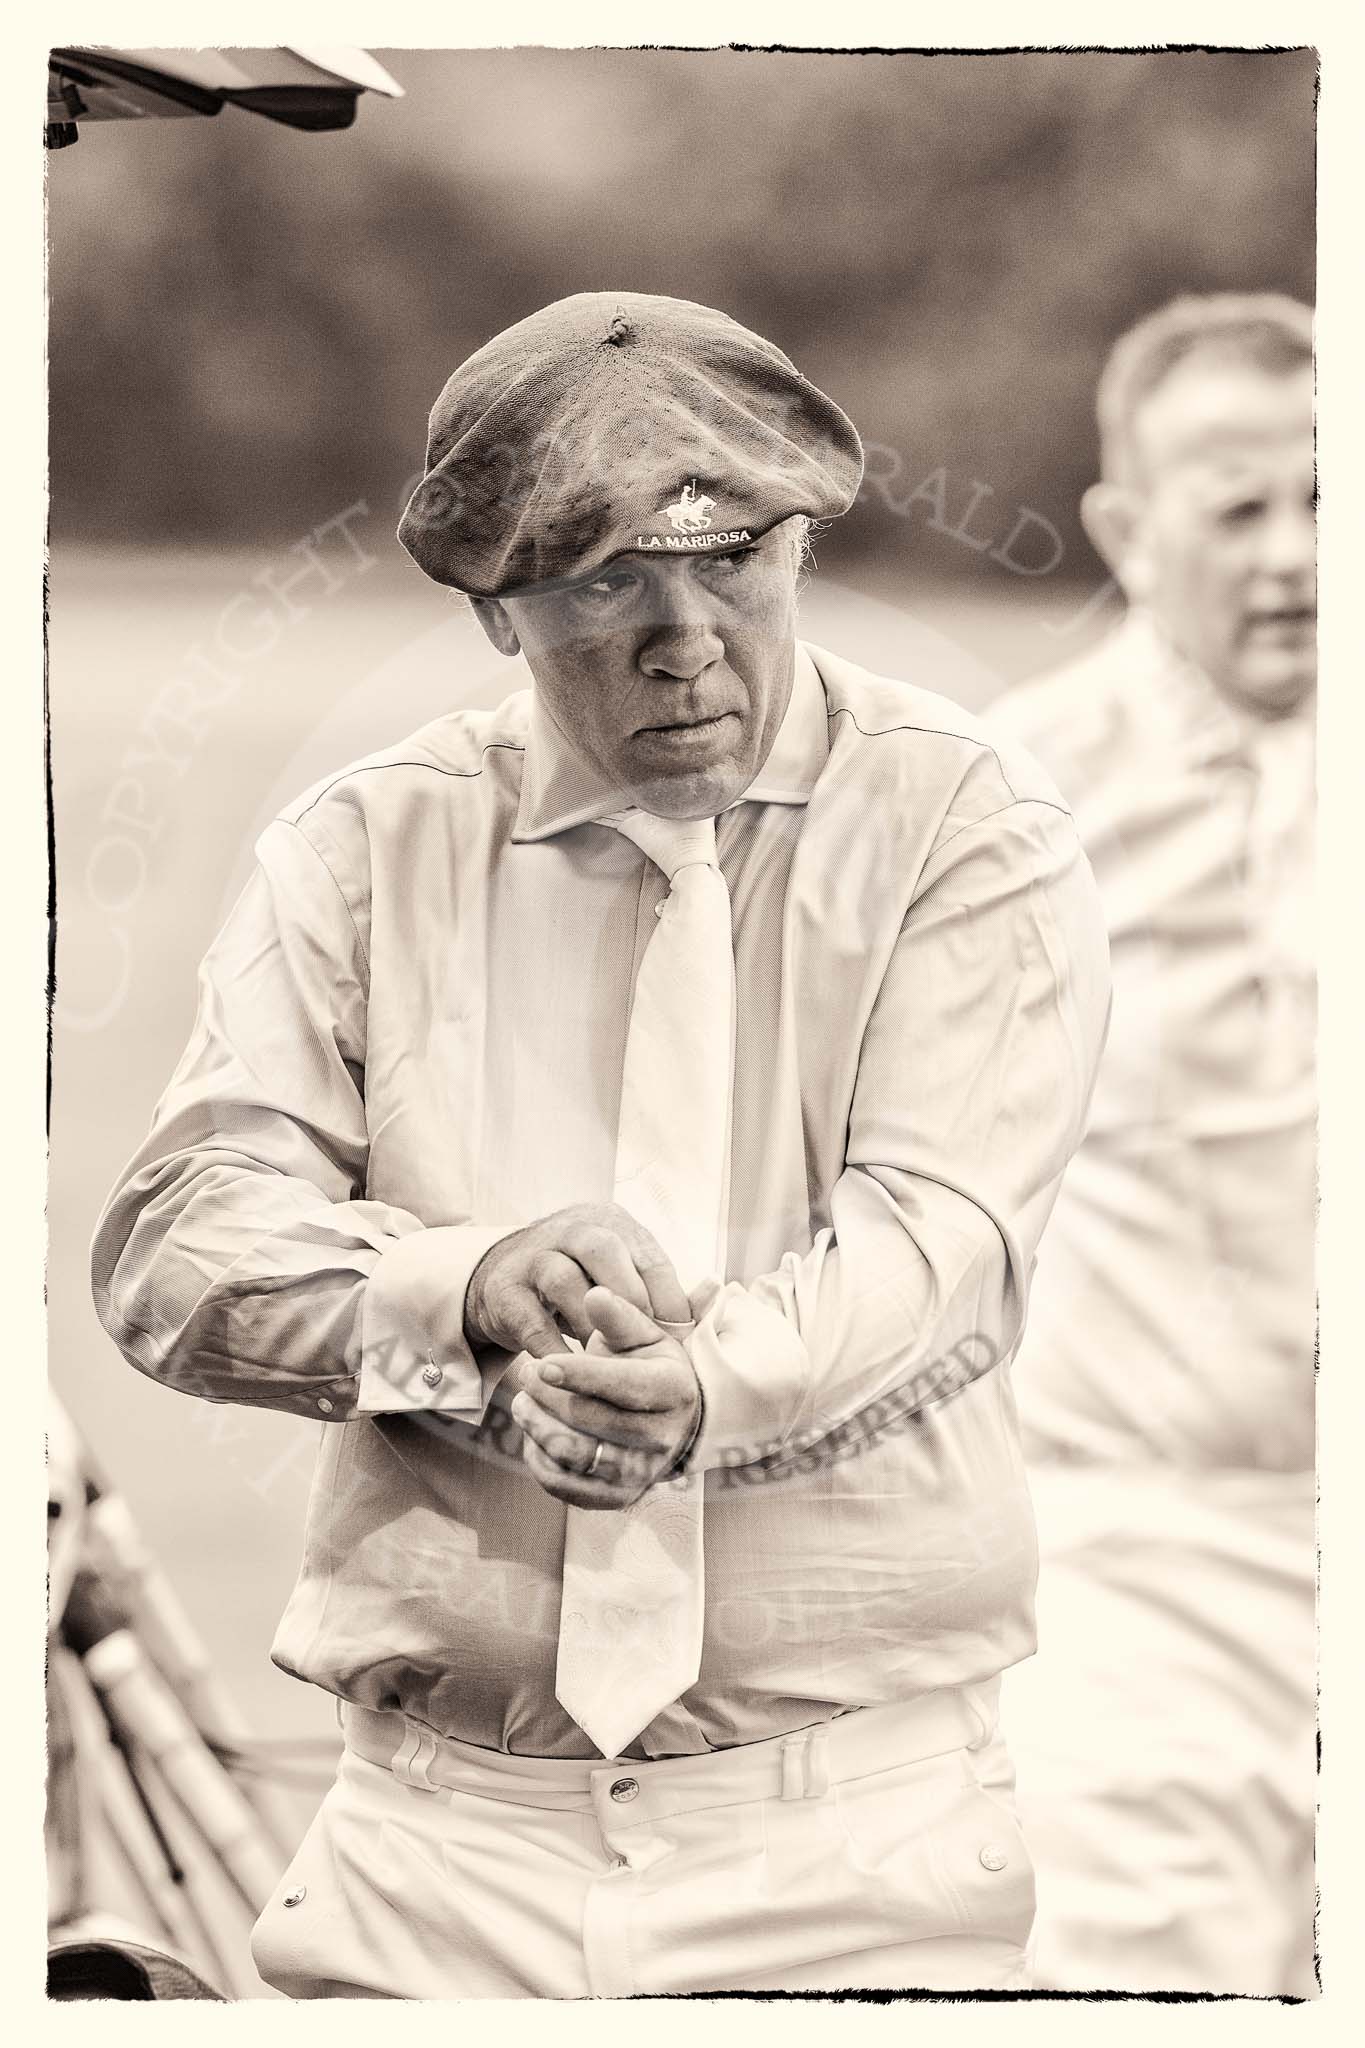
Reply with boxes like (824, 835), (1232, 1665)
(392, 1721), (440, 1792)
(780, 1727), (832, 1801)
(963, 1679), (999, 1750)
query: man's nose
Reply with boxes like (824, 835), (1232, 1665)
(638, 581), (725, 680)
(1255, 501), (1316, 583)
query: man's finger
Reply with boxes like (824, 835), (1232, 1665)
(519, 1434), (630, 1510)
(524, 1377), (671, 1453)
(510, 1392), (596, 1474)
(688, 1275), (722, 1324)
(540, 1356), (684, 1418)
(529, 1250), (595, 1344)
(584, 1286), (680, 1355)
(497, 1285), (572, 1359)
(515, 1394), (659, 1487)
(613, 1222), (693, 1325)
(561, 1224), (654, 1316)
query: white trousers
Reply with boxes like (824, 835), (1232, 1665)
(1004, 1464), (1317, 1997)
(251, 1685), (1035, 1998)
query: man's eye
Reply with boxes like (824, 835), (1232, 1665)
(1217, 500), (1266, 526)
(575, 572), (638, 604)
(704, 549), (756, 574)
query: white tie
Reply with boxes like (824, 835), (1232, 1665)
(1245, 714), (1315, 981)
(1243, 714), (1316, 1092)
(553, 811), (734, 1758)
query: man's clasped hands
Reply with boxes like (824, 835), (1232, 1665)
(463, 1204), (707, 1511)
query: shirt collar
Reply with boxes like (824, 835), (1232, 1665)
(511, 642), (829, 843)
(1120, 607), (1314, 768)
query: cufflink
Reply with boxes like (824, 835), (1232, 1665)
(422, 1361), (443, 1389)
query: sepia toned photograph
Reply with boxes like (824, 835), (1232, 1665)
(43, 36), (1317, 2003)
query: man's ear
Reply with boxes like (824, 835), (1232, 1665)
(470, 597), (521, 658)
(1080, 482), (1150, 602)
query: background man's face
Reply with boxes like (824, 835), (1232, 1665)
(498, 522), (802, 818)
(1125, 359), (1316, 719)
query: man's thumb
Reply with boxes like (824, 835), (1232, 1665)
(583, 1286), (666, 1352)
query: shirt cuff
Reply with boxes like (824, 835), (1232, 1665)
(358, 1224), (516, 1419)
(683, 1283), (811, 1471)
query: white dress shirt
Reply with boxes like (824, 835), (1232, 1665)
(989, 612), (1316, 1473)
(93, 640), (1110, 1757)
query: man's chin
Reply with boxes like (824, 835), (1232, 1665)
(626, 761), (751, 820)
(1225, 657), (1317, 721)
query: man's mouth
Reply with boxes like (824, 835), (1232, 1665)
(635, 712), (734, 738)
(1245, 606), (1316, 645)
(1248, 605), (1315, 627)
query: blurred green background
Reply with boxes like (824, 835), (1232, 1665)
(44, 46), (1316, 1979)
(49, 46), (1316, 585)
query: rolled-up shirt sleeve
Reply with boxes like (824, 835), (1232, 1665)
(91, 817), (510, 1423)
(685, 795), (1112, 1471)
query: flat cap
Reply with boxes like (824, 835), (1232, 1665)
(398, 291), (864, 598)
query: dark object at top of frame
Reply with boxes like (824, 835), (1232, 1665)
(46, 46), (403, 149)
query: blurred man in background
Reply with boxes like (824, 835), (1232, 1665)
(991, 293), (1316, 1996)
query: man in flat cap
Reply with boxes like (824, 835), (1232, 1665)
(991, 292), (1316, 1996)
(94, 292), (1110, 1998)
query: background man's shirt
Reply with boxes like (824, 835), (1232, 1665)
(989, 613), (1315, 1473)
(93, 642), (1110, 1758)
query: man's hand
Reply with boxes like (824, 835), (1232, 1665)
(463, 1203), (692, 1358)
(511, 1288), (703, 1510)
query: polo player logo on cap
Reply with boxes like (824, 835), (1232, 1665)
(662, 482), (716, 533)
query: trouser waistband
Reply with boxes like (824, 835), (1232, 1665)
(342, 1683), (999, 1825)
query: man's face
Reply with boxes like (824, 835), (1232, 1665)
(1121, 358), (1316, 719)
(489, 522), (802, 818)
